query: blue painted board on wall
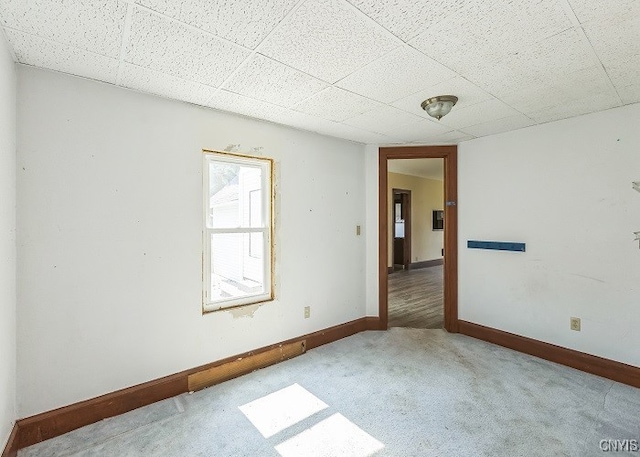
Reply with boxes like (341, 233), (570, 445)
(467, 240), (526, 252)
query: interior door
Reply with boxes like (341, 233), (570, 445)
(393, 194), (404, 267)
(393, 190), (411, 270)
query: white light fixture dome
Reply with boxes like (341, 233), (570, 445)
(421, 95), (458, 120)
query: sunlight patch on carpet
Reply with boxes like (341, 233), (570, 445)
(275, 413), (384, 457)
(239, 383), (328, 438)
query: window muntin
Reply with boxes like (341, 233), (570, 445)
(203, 152), (273, 312)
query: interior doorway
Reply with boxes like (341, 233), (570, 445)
(388, 162), (443, 328)
(378, 145), (458, 333)
(392, 189), (411, 271)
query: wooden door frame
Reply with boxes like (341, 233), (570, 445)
(392, 188), (411, 270)
(379, 145), (458, 332)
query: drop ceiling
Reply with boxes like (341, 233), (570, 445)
(1, 0), (638, 145)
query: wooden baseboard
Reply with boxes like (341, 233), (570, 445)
(15, 316), (377, 450)
(458, 320), (640, 388)
(408, 258), (443, 270)
(188, 341), (306, 392)
(16, 316), (635, 453)
(365, 316), (386, 330)
(1, 423), (18, 457)
(17, 370), (187, 448)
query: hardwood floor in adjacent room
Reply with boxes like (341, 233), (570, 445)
(388, 265), (443, 329)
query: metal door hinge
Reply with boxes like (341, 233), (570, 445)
(446, 201), (456, 206)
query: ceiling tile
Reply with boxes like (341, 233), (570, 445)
(567, 0), (640, 24)
(460, 114), (534, 137)
(460, 28), (596, 97)
(522, 28), (596, 78)
(527, 91), (621, 124)
(137, 0), (299, 49)
(410, 130), (475, 145)
(292, 87), (380, 122)
(6, 30), (119, 83)
(479, 0), (571, 47)
(208, 89), (397, 144)
(135, 0), (181, 17)
(335, 46), (456, 103)
(119, 63), (217, 106)
(603, 56), (640, 96)
(438, 98), (522, 130)
(392, 76), (493, 119)
(207, 89), (313, 126)
(410, 1), (571, 75)
(293, 117), (402, 144)
(221, 54), (327, 108)
(343, 105), (448, 140)
(124, 7), (250, 87)
(398, 121), (457, 143)
(1, 0), (637, 144)
(0, 0), (127, 58)
(177, 0), (299, 49)
(583, 16), (640, 90)
(409, 16), (485, 76)
(346, 0), (467, 42)
(258, 0), (400, 83)
(616, 82), (640, 105)
(499, 65), (616, 114)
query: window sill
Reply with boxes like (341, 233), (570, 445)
(202, 294), (274, 315)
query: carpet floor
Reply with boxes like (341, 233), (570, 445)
(19, 328), (640, 457)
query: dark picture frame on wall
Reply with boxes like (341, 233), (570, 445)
(433, 210), (444, 231)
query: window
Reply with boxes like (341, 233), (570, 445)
(203, 151), (273, 312)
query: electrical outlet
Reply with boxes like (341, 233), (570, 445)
(356, 225), (361, 236)
(304, 306), (310, 319)
(570, 317), (581, 331)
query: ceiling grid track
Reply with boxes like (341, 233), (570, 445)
(558, 0), (623, 106)
(115, 3), (134, 86)
(206, 0), (311, 106)
(0, 0), (636, 144)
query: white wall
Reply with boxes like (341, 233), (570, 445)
(0, 31), (16, 448)
(458, 103), (640, 367)
(16, 67), (366, 417)
(364, 145), (379, 317)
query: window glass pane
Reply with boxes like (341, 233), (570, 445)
(249, 189), (261, 227)
(249, 189), (262, 259)
(249, 232), (263, 259)
(204, 152), (272, 311)
(208, 162), (263, 229)
(210, 232), (266, 302)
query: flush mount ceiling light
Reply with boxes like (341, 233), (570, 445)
(421, 95), (458, 120)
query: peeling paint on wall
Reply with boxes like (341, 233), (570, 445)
(272, 160), (281, 298)
(222, 144), (266, 157)
(224, 144), (240, 152)
(227, 303), (262, 319)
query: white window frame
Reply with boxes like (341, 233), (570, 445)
(203, 150), (274, 313)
